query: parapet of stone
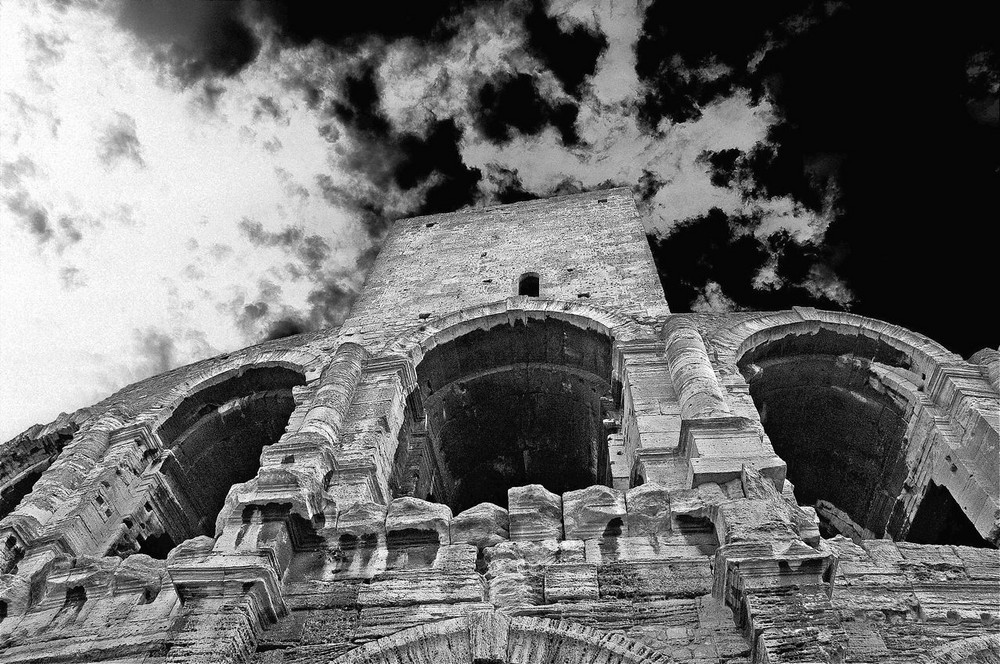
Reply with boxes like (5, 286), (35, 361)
(450, 502), (509, 548)
(508, 484), (563, 541)
(562, 485), (626, 540)
(385, 497), (452, 546)
(624, 483), (671, 535)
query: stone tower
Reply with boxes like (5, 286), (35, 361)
(0, 189), (997, 663)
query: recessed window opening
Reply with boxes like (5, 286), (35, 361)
(391, 317), (615, 513)
(153, 366), (305, 539)
(518, 273), (540, 297)
(64, 586), (87, 607)
(739, 328), (992, 547)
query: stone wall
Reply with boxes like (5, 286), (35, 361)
(0, 190), (997, 663)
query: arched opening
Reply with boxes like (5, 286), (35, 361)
(392, 317), (615, 513)
(0, 469), (46, 521)
(0, 424), (78, 521)
(153, 366), (305, 538)
(517, 272), (540, 297)
(907, 482), (994, 548)
(739, 327), (993, 547)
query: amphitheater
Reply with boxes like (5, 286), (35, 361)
(0, 189), (997, 663)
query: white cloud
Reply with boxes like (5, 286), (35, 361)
(0, 0), (363, 439)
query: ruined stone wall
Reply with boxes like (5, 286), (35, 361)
(0, 190), (997, 664)
(343, 187), (670, 353)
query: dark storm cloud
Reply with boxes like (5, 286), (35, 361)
(116, 0), (260, 85)
(237, 218), (331, 272)
(253, 96), (287, 123)
(97, 113), (145, 169)
(255, 277), (357, 341)
(263, 317), (308, 340)
(524, 0), (607, 98)
(474, 73), (579, 146)
(318, 67), (481, 232)
(484, 165), (538, 204)
(305, 279), (356, 328)
(254, 0), (469, 48)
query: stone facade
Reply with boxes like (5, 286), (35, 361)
(0, 188), (997, 663)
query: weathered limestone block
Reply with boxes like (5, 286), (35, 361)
(624, 482), (670, 536)
(513, 539), (568, 565)
(953, 545), (1000, 581)
(559, 539), (586, 562)
(598, 558), (714, 599)
(484, 541), (544, 607)
(167, 535), (286, 623)
(468, 609), (512, 662)
(330, 512), (386, 579)
(670, 482), (727, 526)
(713, 499), (798, 545)
(0, 572), (31, 616)
(432, 544), (478, 573)
(746, 587), (848, 664)
(509, 615), (673, 664)
(741, 463), (780, 501)
(357, 567), (485, 608)
(450, 502), (509, 548)
(385, 497), (451, 569)
(543, 562), (600, 602)
(335, 500), (387, 538)
(563, 485), (626, 540)
(385, 497), (451, 545)
(586, 535), (717, 565)
(111, 553), (166, 599)
(508, 484), (562, 541)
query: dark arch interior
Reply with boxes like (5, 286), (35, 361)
(0, 425), (77, 521)
(907, 482), (994, 548)
(0, 469), (46, 522)
(740, 329), (913, 539)
(155, 366), (304, 537)
(740, 328), (992, 547)
(394, 318), (614, 513)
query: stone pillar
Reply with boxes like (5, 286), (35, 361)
(246, 342), (369, 519)
(664, 317), (731, 420)
(295, 342), (368, 447)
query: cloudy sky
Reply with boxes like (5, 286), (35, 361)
(1, 0), (997, 440)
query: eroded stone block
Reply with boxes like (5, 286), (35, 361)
(625, 483), (671, 536)
(451, 502), (509, 548)
(508, 484), (562, 541)
(563, 485), (626, 540)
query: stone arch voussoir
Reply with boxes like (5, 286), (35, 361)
(330, 609), (671, 663)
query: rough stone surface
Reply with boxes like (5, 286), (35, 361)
(0, 190), (996, 663)
(508, 484), (563, 542)
(563, 484), (626, 540)
(450, 502), (509, 548)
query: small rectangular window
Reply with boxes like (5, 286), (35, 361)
(518, 273), (539, 297)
